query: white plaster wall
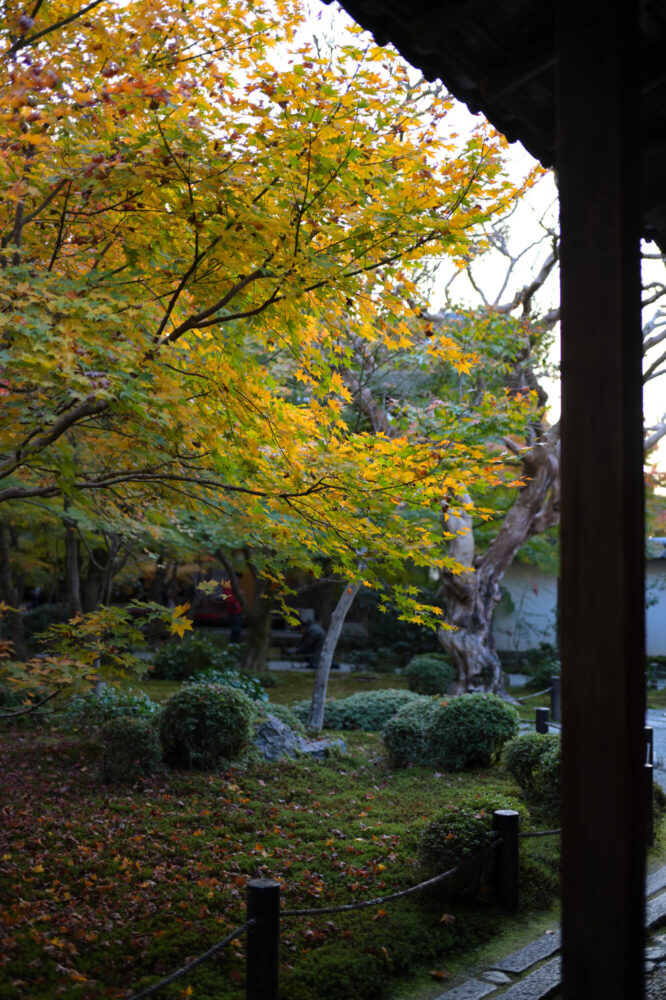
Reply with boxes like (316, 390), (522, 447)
(493, 564), (558, 652)
(647, 562), (666, 657)
(494, 560), (666, 655)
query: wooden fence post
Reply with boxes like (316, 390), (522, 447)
(646, 764), (654, 848)
(536, 707), (549, 734)
(550, 676), (561, 723)
(246, 878), (280, 1000)
(493, 810), (520, 913)
(645, 726), (654, 766)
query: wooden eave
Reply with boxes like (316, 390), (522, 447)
(329, 0), (666, 249)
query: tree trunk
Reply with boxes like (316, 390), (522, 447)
(63, 514), (82, 617)
(241, 574), (274, 674)
(0, 520), (27, 659)
(82, 546), (109, 613)
(437, 425), (560, 692)
(308, 582), (361, 731)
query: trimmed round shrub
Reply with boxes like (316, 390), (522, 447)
(254, 701), (305, 734)
(159, 682), (254, 769)
(62, 685), (161, 731)
(535, 740), (561, 819)
(192, 667), (268, 702)
(425, 693), (519, 771)
(98, 716), (162, 784)
(380, 696), (441, 767)
(418, 790), (524, 897)
(503, 731), (560, 793)
(291, 688), (421, 731)
(404, 653), (455, 695)
(151, 634), (242, 680)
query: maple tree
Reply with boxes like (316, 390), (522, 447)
(427, 226), (666, 692)
(0, 0), (534, 687)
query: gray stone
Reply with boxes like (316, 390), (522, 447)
(499, 957), (561, 1000)
(646, 961), (657, 974)
(254, 716), (300, 761)
(647, 892), (666, 931)
(253, 716), (346, 761)
(296, 736), (346, 759)
(492, 931), (561, 974)
(646, 943), (666, 962)
(482, 971), (512, 985)
(435, 980), (496, 999)
(647, 866), (666, 898)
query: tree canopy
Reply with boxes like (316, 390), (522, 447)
(1, 0), (534, 629)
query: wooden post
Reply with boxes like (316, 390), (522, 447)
(646, 764), (655, 848)
(550, 675), (561, 723)
(246, 879), (280, 1000)
(493, 810), (520, 913)
(536, 707), (549, 734)
(557, 0), (646, 997)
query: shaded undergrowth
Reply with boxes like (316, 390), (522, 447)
(0, 727), (560, 1000)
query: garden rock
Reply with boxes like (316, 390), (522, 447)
(254, 716), (300, 760)
(254, 715), (346, 761)
(298, 735), (346, 759)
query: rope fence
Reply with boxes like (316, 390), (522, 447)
(118, 707), (656, 1000)
(118, 701), (657, 1000)
(517, 686), (553, 702)
(127, 921), (254, 1000)
(120, 822), (520, 1000)
(282, 845), (500, 918)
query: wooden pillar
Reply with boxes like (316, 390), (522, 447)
(557, 1), (646, 998)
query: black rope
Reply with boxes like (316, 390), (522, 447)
(283, 841), (501, 917)
(126, 919), (254, 1000)
(517, 687), (552, 702)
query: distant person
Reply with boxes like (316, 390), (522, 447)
(289, 618), (326, 669)
(222, 581), (243, 643)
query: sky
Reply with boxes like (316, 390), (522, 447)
(306, 0), (666, 473)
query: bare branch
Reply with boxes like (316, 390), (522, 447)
(645, 418), (666, 455)
(0, 396), (110, 481)
(3, 0), (107, 60)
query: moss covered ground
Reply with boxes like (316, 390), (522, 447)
(1, 672), (565, 1000)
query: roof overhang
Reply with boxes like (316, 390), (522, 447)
(330, 0), (666, 249)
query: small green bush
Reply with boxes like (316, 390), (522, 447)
(523, 642), (561, 690)
(535, 741), (561, 819)
(20, 603), (69, 649)
(418, 790), (524, 897)
(61, 685), (161, 731)
(345, 645), (399, 673)
(426, 693), (519, 771)
(503, 731), (560, 792)
(97, 716), (162, 784)
(159, 682), (254, 769)
(192, 667), (268, 702)
(151, 634), (242, 680)
(292, 688), (421, 731)
(254, 701), (305, 733)
(503, 731), (561, 819)
(380, 696), (441, 767)
(404, 653), (455, 695)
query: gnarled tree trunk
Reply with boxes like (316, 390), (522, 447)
(438, 425), (560, 692)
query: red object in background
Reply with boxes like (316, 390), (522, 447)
(222, 580), (242, 615)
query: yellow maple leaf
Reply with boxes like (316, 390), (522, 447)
(168, 604), (193, 638)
